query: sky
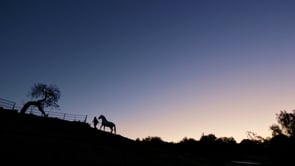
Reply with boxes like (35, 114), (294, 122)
(1, 0), (295, 143)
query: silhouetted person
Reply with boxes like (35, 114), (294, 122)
(92, 116), (99, 129)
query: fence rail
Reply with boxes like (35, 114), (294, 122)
(0, 98), (16, 110)
(0, 97), (87, 122)
(26, 108), (88, 122)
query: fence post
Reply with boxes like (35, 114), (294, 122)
(12, 103), (15, 110)
(84, 115), (87, 123)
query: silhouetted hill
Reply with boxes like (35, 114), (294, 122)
(0, 108), (139, 165)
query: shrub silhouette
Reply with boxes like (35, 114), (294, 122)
(270, 110), (295, 137)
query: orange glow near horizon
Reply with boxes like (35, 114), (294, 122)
(115, 64), (295, 143)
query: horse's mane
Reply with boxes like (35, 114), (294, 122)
(99, 114), (107, 120)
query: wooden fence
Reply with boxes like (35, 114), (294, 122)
(1, 97), (87, 122)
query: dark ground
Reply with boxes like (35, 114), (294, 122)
(0, 108), (293, 166)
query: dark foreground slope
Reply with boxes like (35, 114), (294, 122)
(1, 108), (293, 166)
(0, 109), (135, 165)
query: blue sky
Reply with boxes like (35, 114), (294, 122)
(1, 0), (295, 142)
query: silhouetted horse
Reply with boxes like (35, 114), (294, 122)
(98, 115), (116, 134)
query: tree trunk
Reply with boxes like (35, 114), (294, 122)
(20, 100), (47, 117)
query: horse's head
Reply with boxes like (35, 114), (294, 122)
(98, 114), (105, 120)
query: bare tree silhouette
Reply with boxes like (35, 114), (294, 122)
(20, 83), (61, 116)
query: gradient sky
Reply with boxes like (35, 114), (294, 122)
(1, 0), (295, 143)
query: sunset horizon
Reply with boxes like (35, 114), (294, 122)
(1, 0), (295, 144)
